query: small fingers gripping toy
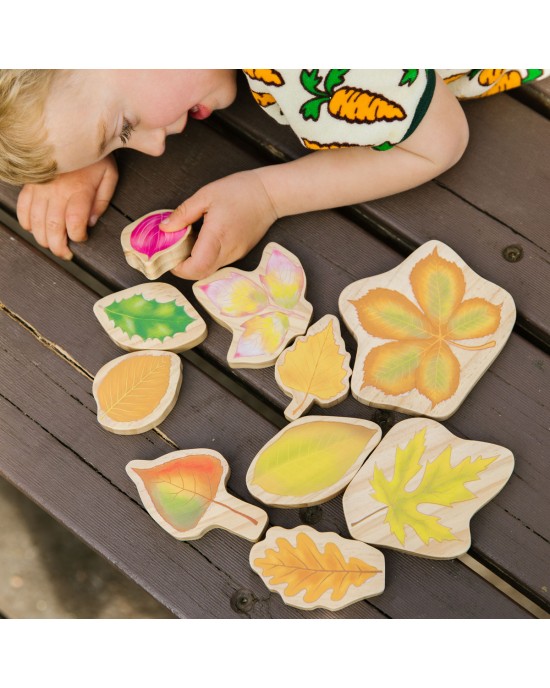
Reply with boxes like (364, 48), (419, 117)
(121, 210), (194, 280)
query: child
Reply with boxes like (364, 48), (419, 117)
(0, 69), (546, 280)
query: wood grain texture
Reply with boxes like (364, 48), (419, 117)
(344, 418), (514, 559)
(94, 282), (207, 352)
(93, 350), (182, 435)
(0, 225), (533, 618)
(193, 242), (313, 368)
(339, 240), (516, 419)
(120, 210), (193, 280)
(247, 416), (381, 508)
(250, 525), (385, 611)
(275, 314), (351, 420)
(127, 449), (268, 542)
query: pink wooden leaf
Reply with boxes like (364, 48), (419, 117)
(260, 249), (305, 309)
(130, 212), (190, 259)
(199, 273), (269, 318)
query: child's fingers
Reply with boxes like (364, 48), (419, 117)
(65, 192), (93, 242)
(29, 197), (49, 249)
(170, 229), (222, 280)
(160, 193), (207, 232)
(46, 199), (73, 260)
(89, 161), (119, 226)
(16, 185), (33, 231)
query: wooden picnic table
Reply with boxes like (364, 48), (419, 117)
(0, 74), (549, 618)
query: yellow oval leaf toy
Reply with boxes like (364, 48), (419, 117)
(93, 350), (182, 434)
(250, 525), (385, 611)
(275, 314), (351, 420)
(343, 418), (514, 558)
(246, 416), (381, 507)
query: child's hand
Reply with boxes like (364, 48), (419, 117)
(16, 155), (119, 260)
(159, 170), (278, 280)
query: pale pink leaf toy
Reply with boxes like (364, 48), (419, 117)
(193, 243), (313, 368)
(121, 209), (194, 280)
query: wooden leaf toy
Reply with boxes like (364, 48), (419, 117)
(193, 242), (313, 368)
(275, 314), (351, 420)
(126, 449), (268, 542)
(93, 283), (207, 353)
(121, 210), (193, 280)
(250, 525), (385, 611)
(339, 240), (516, 419)
(93, 350), (182, 434)
(246, 416), (381, 507)
(343, 417), (514, 559)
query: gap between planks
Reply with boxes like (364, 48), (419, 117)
(0, 223), (544, 618)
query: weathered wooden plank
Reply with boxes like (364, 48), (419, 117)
(0, 225), (533, 618)
(513, 78), (550, 118)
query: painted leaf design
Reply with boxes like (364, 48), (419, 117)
(352, 247), (501, 407)
(193, 243), (312, 367)
(129, 455), (224, 532)
(198, 273), (268, 318)
(253, 531), (381, 603)
(235, 312), (289, 358)
(104, 294), (195, 341)
(276, 317), (350, 418)
(130, 212), (190, 259)
(96, 353), (173, 423)
(250, 420), (377, 497)
(366, 428), (498, 545)
(260, 248), (304, 309)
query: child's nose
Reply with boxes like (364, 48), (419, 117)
(133, 129), (166, 157)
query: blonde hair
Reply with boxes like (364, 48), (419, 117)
(0, 69), (59, 185)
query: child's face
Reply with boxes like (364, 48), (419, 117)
(44, 70), (237, 173)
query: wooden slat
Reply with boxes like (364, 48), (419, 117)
(1, 227), (532, 618)
(512, 78), (550, 118)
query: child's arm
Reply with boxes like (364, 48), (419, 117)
(17, 155), (118, 260)
(162, 75), (468, 280)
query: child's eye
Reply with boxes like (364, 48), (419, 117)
(119, 119), (134, 145)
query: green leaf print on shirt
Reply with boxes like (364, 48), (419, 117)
(105, 294), (195, 341)
(400, 70), (419, 87)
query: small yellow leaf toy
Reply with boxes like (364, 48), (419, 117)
(339, 240), (516, 419)
(275, 314), (351, 420)
(193, 243), (313, 368)
(250, 525), (385, 611)
(127, 449), (268, 542)
(93, 350), (182, 435)
(343, 417), (514, 559)
(246, 416), (381, 508)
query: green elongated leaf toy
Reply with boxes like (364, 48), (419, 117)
(94, 282), (207, 353)
(105, 294), (194, 340)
